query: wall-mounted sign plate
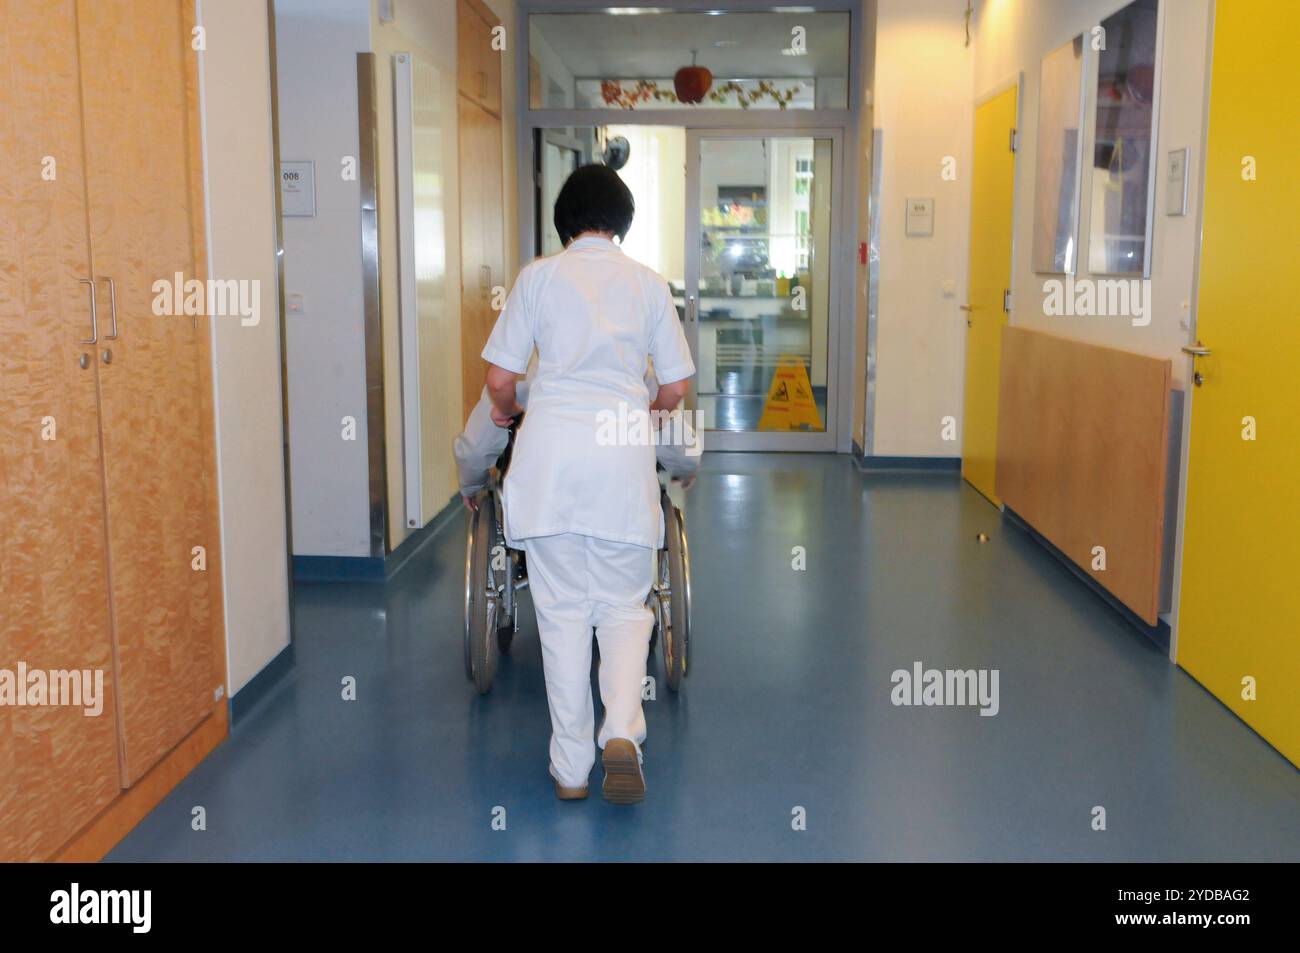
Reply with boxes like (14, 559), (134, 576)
(1166, 147), (1189, 217)
(906, 196), (934, 236)
(280, 160), (316, 217)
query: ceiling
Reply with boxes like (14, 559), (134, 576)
(530, 10), (852, 80)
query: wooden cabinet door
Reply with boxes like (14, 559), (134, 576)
(458, 96), (505, 421)
(75, 0), (225, 784)
(0, 0), (122, 860)
(458, 0), (501, 115)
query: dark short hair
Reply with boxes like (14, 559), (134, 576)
(553, 164), (634, 245)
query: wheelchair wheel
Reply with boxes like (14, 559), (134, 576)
(463, 494), (500, 694)
(493, 494), (517, 655)
(657, 492), (691, 691)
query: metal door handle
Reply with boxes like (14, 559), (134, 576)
(959, 304), (979, 312)
(1181, 343), (1211, 357)
(78, 278), (98, 344)
(99, 276), (119, 340)
(686, 295), (697, 324)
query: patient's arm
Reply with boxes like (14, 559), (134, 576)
(453, 381), (531, 499)
(644, 368), (701, 486)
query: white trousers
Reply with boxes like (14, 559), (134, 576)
(522, 533), (654, 789)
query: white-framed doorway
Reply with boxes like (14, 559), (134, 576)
(515, 0), (863, 451)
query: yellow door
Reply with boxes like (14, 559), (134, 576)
(1178, 0), (1299, 767)
(962, 86), (1017, 505)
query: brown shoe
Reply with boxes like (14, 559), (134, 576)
(601, 739), (645, 805)
(554, 779), (589, 800)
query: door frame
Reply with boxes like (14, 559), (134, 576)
(684, 126), (845, 451)
(514, 0), (864, 452)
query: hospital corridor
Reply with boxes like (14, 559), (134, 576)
(1, 0), (1298, 911)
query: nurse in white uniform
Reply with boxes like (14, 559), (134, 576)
(478, 164), (696, 804)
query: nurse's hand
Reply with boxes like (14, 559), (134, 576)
(490, 403), (523, 427)
(462, 494), (479, 512)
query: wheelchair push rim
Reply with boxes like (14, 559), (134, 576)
(463, 492), (501, 694)
(656, 492), (691, 691)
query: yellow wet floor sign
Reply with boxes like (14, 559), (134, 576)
(758, 358), (823, 431)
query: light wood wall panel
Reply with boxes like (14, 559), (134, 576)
(458, 0), (502, 116)
(996, 327), (1172, 624)
(457, 93), (504, 421)
(0, 0), (122, 861)
(76, 0), (225, 784)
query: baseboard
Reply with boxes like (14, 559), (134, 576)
(382, 494), (462, 578)
(291, 554), (385, 583)
(1003, 506), (1171, 652)
(291, 494), (462, 584)
(230, 642), (295, 726)
(53, 704), (229, 861)
(855, 455), (962, 472)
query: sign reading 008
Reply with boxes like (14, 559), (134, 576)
(280, 160), (316, 217)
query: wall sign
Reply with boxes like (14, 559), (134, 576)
(1166, 147), (1190, 217)
(905, 197), (934, 237)
(280, 160), (316, 217)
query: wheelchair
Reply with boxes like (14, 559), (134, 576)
(463, 420), (692, 696)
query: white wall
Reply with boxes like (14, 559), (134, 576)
(197, 0), (291, 694)
(865, 0), (1210, 458)
(275, 0), (374, 557)
(869, 0), (974, 457)
(974, 0), (1211, 389)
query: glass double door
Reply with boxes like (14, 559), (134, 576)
(681, 129), (841, 450)
(535, 126), (843, 450)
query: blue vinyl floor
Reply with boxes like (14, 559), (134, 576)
(109, 453), (1300, 861)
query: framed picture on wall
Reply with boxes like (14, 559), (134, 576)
(1031, 36), (1087, 274)
(1087, 0), (1161, 276)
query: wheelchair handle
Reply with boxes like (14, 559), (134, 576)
(497, 411), (524, 479)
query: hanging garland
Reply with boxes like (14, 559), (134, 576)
(599, 78), (801, 111)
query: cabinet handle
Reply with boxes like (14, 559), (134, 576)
(99, 276), (119, 340)
(78, 278), (98, 344)
(480, 264), (492, 289)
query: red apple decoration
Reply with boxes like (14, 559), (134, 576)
(674, 63), (712, 104)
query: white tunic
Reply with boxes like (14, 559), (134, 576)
(480, 236), (695, 549)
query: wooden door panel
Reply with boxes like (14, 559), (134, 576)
(0, 0), (121, 860)
(458, 96), (493, 421)
(76, 0), (224, 784)
(458, 0), (501, 115)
